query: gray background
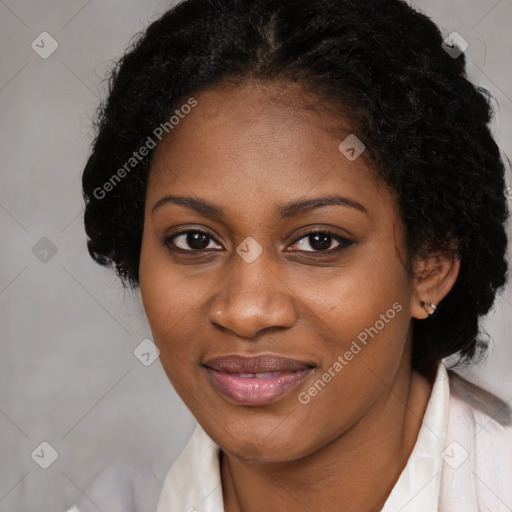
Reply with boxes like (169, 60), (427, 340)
(1, 0), (511, 510)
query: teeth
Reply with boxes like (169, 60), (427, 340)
(238, 372), (276, 378)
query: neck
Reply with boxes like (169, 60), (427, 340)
(221, 359), (437, 512)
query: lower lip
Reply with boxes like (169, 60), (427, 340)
(205, 367), (313, 406)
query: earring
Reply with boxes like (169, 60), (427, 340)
(420, 301), (437, 316)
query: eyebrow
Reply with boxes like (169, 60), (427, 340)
(151, 193), (367, 218)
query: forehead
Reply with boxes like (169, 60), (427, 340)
(147, 80), (394, 221)
(151, 79), (353, 158)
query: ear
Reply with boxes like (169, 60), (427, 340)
(410, 253), (460, 319)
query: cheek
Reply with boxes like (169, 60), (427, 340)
(295, 244), (413, 411)
(138, 234), (204, 361)
(297, 245), (411, 342)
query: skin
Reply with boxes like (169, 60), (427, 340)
(139, 79), (460, 512)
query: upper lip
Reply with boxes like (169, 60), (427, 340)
(204, 354), (313, 373)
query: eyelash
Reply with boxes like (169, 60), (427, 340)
(163, 228), (355, 255)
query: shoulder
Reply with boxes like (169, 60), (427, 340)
(448, 370), (512, 426)
(445, 369), (512, 509)
(447, 369), (512, 437)
(64, 455), (163, 512)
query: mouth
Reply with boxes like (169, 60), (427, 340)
(203, 354), (315, 406)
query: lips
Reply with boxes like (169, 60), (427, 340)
(205, 354), (311, 373)
(203, 354), (314, 406)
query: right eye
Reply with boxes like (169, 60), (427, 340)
(163, 229), (223, 252)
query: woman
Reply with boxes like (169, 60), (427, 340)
(69, 0), (512, 510)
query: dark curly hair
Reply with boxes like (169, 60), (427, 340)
(82, 0), (509, 371)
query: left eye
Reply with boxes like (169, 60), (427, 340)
(289, 231), (354, 253)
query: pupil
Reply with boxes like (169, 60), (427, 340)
(188, 232), (209, 250)
(310, 233), (331, 251)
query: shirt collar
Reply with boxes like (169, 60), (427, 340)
(156, 420), (224, 512)
(380, 361), (450, 511)
(156, 362), (450, 512)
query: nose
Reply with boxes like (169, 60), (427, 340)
(207, 253), (297, 339)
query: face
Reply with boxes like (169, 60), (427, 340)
(139, 80), (418, 463)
